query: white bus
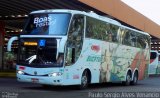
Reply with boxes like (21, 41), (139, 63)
(7, 9), (150, 89)
(148, 50), (160, 75)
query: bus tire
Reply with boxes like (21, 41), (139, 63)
(131, 72), (138, 85)
(122, 71), (131, 86)
(79, 70), (89, 89)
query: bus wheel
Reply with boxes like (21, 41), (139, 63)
(79, 71), (89, 89)
(123, 72), (131, 86)
(131, 72), (138, 85)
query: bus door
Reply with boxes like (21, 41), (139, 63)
(64, 14), (84, 83)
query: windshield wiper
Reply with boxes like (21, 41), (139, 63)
(26, 55), (37, 64)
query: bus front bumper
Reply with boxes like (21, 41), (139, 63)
(17, 74), (63, 86)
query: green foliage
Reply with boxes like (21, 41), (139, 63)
(4, 52), (15, 62)
(4, 52), (15, 69)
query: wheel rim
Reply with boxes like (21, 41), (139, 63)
(81, 71), (88, 88)
(82, 75), (88, 87)
(134, 75), (137, 83)
(127, 74), (131, 84)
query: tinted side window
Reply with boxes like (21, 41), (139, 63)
(86, 17), (105, 40)
(86, 16), (119, 43)
(144, 35), (150, 49)
(121, 29), (132, 46)
(109, 24), (119, 43)
(130, 31), (137, 47)
(137, 34), (147, 49)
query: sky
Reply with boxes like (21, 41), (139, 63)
(121, 0), (160, 25)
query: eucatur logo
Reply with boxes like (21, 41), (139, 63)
(91, 45), (100, 52)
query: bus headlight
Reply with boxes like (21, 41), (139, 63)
(48, 72), (63, 77)
(17, 70), (24, 75)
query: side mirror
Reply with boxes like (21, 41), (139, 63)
(7, 36), (18, 51)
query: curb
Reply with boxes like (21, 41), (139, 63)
(0, 71), (16, 78)
(149, 74), (160, 77)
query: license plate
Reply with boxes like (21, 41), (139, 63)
(31, 78), (39, 83)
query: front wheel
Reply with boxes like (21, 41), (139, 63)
(79, 71), (89, 89)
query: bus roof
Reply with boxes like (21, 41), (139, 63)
(31, 9), (121, 25)
(31, 9), (150, 36)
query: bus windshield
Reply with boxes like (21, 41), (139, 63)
(23, 13), (71, 35)
(18, 38), (64, 67)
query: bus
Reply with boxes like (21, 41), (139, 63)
(148, 50), (160, 75)
(7, 9), (150, 89)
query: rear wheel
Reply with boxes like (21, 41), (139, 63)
(122, 72), (131, 86)
(79, 71), (89, 89)
(131, 72), (138, 85)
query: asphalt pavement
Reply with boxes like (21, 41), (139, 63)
(0, 77), (160, 98)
